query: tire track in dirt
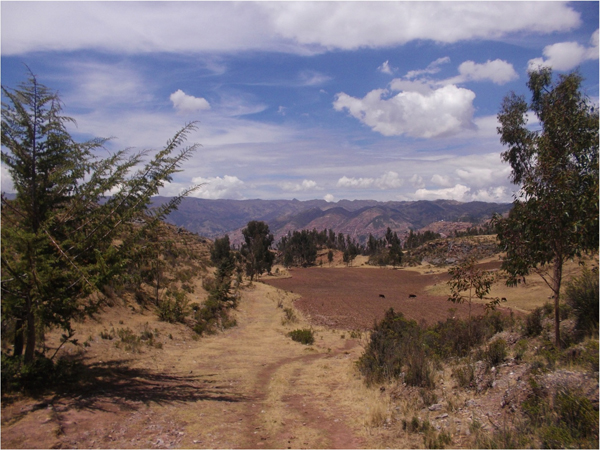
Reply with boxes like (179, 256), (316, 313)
(241, 337), (365, 449)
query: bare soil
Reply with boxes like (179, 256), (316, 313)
(262, 263), (508, 330)
(1, 283), (375, 449)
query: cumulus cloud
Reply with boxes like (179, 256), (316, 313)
(189, 175), (244, 199)
(410, 174), (425, 189)
(282, 179), (319, 192)
(170, 89), (210, 114)
(337, 172), (404, 189)
(444, 59), (518, 85)
(378, 60), (394, 75)
(414, 184), (471, 201)
(333, 84), (476, 138)
(431, 174), (453, 187)
(528, 29), (599, 72)
(324, 194), (335, 202)
(412, 183), (511, 203)
(2, 2), (581, 55)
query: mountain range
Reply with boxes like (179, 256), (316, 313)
(153, 197), (512, 246)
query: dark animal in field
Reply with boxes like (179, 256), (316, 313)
(379, 294), (386, 299)
(408, 294), (417, 298)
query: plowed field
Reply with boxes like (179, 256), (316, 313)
(262, 265), (501, 330)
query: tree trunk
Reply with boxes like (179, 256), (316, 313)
(553, 258), (563, 348)
(24, 296), (36, 363)
(13, 318), (24, 357)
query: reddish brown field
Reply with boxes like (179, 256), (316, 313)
(263, 264), (503, 330)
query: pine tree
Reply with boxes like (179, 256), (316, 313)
(1, 72), (200, 362)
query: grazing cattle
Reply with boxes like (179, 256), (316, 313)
(379, 294), (386, 299)
(408, 294), (417, 298)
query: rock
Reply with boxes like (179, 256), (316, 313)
(428, 403), (442, 411)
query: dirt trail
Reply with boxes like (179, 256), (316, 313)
(1, 282), (371, 449)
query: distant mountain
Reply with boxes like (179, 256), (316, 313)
(153, 197), (511, 245)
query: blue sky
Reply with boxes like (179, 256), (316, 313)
(2, 1), (598, 203)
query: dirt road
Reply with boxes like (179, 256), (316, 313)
(2, 282), (376, 449)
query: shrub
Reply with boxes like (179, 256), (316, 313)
(453, 362), (475, 388)
(157, 290), (189, 323)
(565, 267), (599, 337)
(357, 309), (421, 385)
(524, 307), (544, 337)
(1, 353), (82, 394)
(485, 338), (507, 366)
(115, 327), (143, 353)
(288, 328), (314, 345)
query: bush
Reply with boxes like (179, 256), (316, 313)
(357, 309), (420, 385)
(288, 328), (314, 345)
(524, 307), (544, 337)
(565, 267), (599, 337)
(157, 290), (190, 323)
(453, 362), (475, 388)
(1, 353), (82, 394)
(485, 338), (507, 366)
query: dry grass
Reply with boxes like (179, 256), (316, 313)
(426, 255), (597, 313)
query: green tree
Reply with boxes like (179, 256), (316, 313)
(210, 235), (234, 268)
(240, 220), (274, 280)
(447, 257), (500, 345)
(1, 72), (200, 363)
(494, 68), (599, 347)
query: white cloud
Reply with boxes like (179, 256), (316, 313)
(297, 70), (331, 86)
(405, 57), (450, 79)
(336, 171), (404, 190)
(337, 175), (375, 189)
(431, 174), (453, 188)
(333, 84), (476, 138)
(2, 2), (581, 55)
(170, 90), (210, 114)
(261, 2), (580, 51)
(528, 29), (599, 72)
(189, 175), (245, 199)
(378, 60), (394, 75)
(282, 179), (319, 192)
(412, 184), (510, 202)
(410, 174), (425, 189)
(414, 184), (471, 201)
(324, 194), (335, 202)
(444, 59), (518, 85)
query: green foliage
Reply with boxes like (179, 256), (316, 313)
(193, 258), (238, 336)
(241, 221), (274, 280)
(452, 362), (475, 388)
(157, 290), (190, 323)
(522, 379), (599, 449)
(359, 308), (512, 386)
(448, 257), (499, 316)
(1, 353), (82, 394)
(288, 328), (314, 345)
(523, 307), (544, 337)
(565, 267), (599, 337)
(1, 73), (200, 363)
(210, 235), (234, 268)
(494, 68), (599, 347)
(485, 338), (507, 366)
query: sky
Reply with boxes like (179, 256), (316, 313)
(1, 1), (598, 203)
